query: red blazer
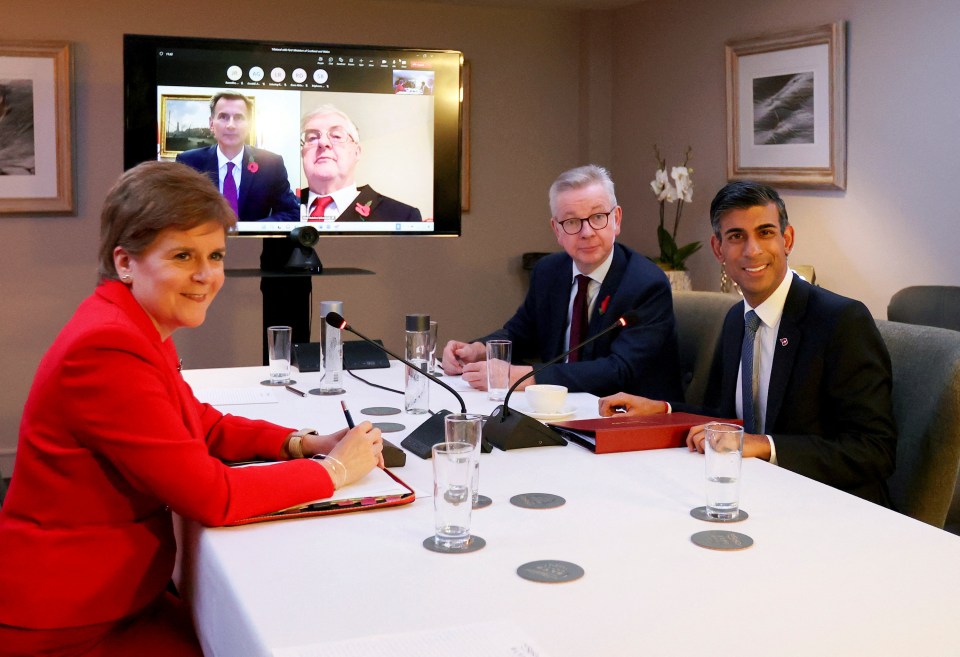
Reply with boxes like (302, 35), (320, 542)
(0, 281), (333, 630)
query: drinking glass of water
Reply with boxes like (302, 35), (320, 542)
(703, 422), (744, 520)
(432, 441), (475, 549)
(267, 326), (292, 385)
(444, 413), (483, 507)
(485, 340), (512, 401)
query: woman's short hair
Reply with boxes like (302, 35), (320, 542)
(548, 164), (617, 217)
(98, 161), (236, 281)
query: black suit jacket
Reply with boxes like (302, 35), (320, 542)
(481, 243), (683, 400)
(175, 145), (300, 223)
(702, 274), (898, 505)
(300, 184), (422, 222)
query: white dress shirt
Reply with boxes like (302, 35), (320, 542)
(735, 270), (796, 464)
(216, 147), (243, 195)
(563, 247), (615, 358)
(305, 185), (360, 221)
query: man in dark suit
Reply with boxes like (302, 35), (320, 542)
(299, 105), (421, 222)
(601, 181), (897, 505)
(175, 92), (307, 359)
(175, 93), (300, 223)
(441, 164), (683, 400)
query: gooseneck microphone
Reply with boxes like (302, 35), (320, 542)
(483, 310), (642, 451)
(325, 312), (484, 459)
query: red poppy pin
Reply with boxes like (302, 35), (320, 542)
(355, 201), (372, 218)
(247, 161), (259, 173)
(599, 295), (611, 315)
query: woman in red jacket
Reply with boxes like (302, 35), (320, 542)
(0, 161), (384, 656)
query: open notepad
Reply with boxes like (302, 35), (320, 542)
(229, 463), (415, 525)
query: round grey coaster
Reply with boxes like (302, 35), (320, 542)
(361, 406), (402, 416)
(372, 422), (406, 433)
(690, 506), (749, 523)
(260, 379), (296, 386)
(308, 388), (345, 396)
(691, 530), (754, 551)
(473, 494), (493, 509)
(517, 560), (585, 583)
(510, 493), (566, 509)
(422, 535), (486, 554)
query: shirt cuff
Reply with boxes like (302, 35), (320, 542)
(766, 434), (777, 465)
(664, 401), (672, 414)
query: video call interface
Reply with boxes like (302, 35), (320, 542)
(140, 38), (462, 236)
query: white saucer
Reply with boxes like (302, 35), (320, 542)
(523, 406), (577, 421)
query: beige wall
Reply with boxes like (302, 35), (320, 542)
(609, 0), (960, 314)
(0, 0), (583, 467)
(3, 0), (959, 470)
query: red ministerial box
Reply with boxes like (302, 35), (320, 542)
(548, 413), (742, 454)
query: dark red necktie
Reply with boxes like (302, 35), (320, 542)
(308, 196), (334, 221)
(223, 162), (239, 215)
(568, 274), (591, 363)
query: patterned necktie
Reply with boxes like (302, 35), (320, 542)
(741, 310), (762, 433)
(223, 162), (239, 215)
(568, 274), (591, 363)
(308, 196), (334, 221)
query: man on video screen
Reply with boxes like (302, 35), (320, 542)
(299, 105), (422, 222)
(176, 92), (300, 222)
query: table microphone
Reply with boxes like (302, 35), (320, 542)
(325, 312), (490, 459)
(483, 310), (642, 451)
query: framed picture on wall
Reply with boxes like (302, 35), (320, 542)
(0, 40), (74, 214)
(461, 60), (471, 213)
(725, 22), (846, 190)
(159, 94), (256, 159)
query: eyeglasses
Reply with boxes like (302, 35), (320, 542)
(300, 128), (355, 147)
(555, 209), (615, 235)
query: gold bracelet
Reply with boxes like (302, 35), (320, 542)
(313, 454), (347, 488)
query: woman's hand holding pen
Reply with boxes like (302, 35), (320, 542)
(318, 422), (384, 488)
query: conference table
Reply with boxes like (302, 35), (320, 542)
(179, 362), (960, 657)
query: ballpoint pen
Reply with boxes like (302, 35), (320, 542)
(285, 385), (307, 397)
(340, 400), (355, 428)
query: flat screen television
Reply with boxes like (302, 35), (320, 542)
(123, 34), (462, 237)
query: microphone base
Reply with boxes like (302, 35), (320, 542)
(382, 439), (406, 468)
(482, 405), (568, 451)
(400, 410), (494, 459)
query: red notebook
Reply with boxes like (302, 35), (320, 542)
(226, 465), (415, 526)
(548, 413), (741, 454)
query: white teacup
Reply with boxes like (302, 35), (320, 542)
(525, 384), (568, 414)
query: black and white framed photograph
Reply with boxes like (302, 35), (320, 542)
(725, 22), (846, 190)
(0, 41), (73, 214)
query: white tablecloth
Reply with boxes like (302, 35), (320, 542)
(180, 363), (960, 657)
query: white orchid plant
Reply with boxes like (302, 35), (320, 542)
(651, 145), (700, 271)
